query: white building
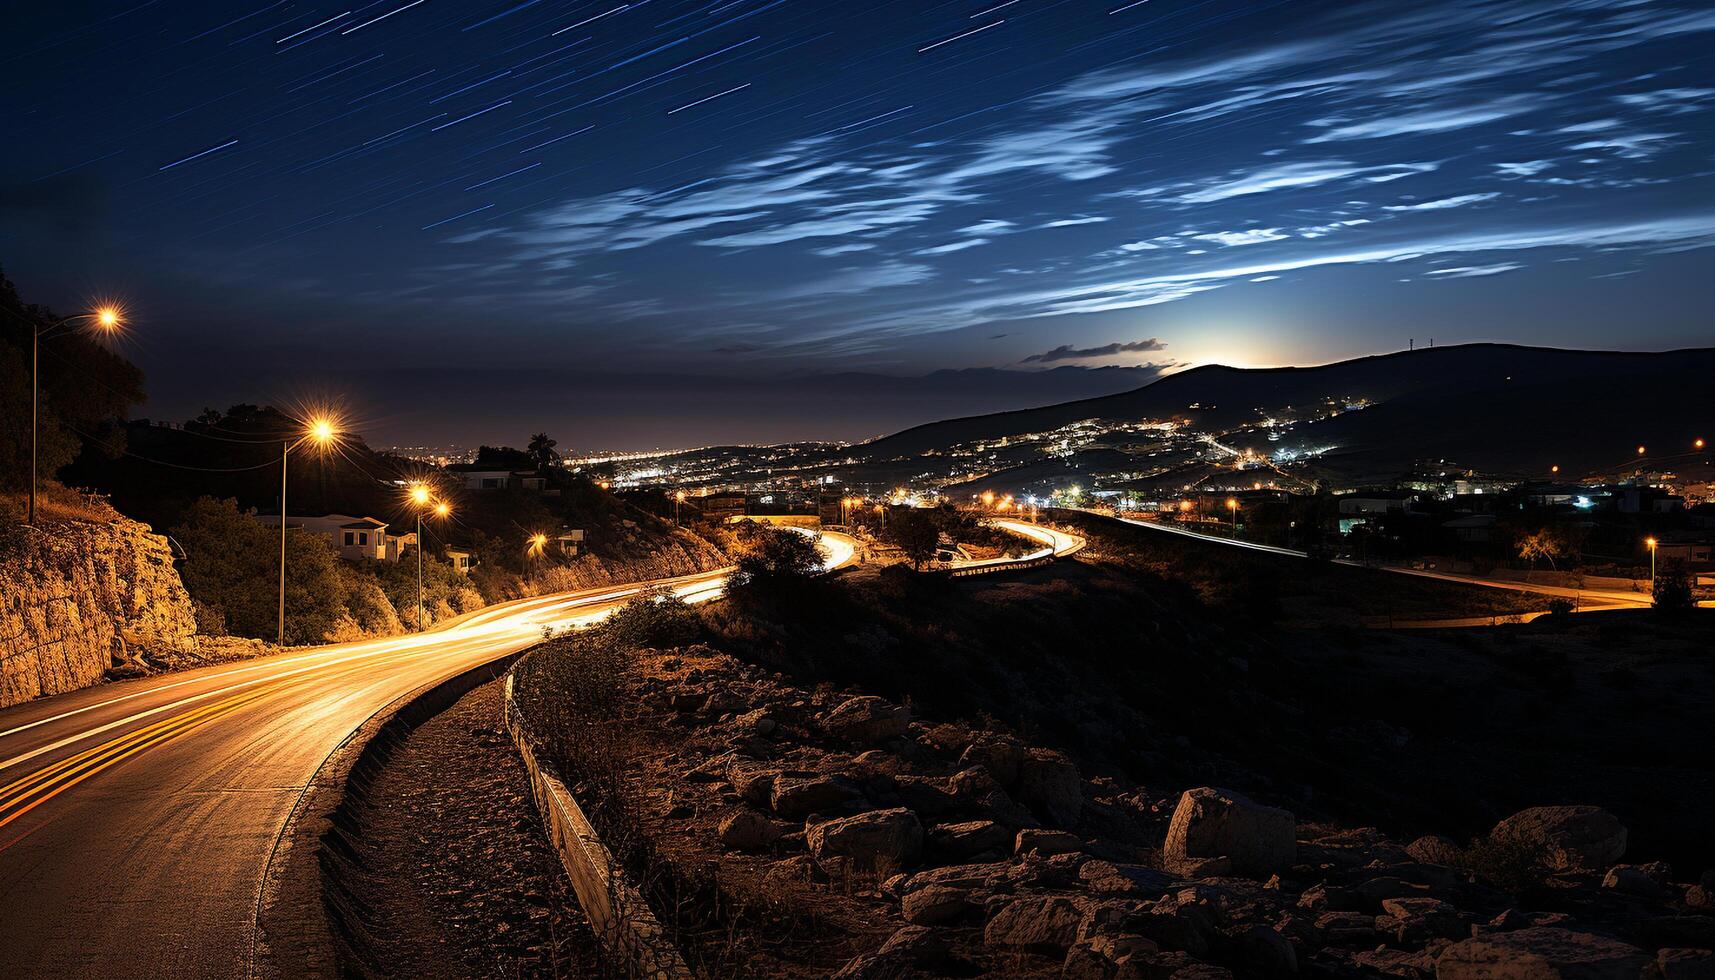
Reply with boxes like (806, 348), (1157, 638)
(260, 513), (415, 562)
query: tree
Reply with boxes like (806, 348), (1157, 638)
(0, 269), (145, 493)
(171, 497), (346, 644)
(1516, 528), (1567, 579)
(527, 432), (559, 472)
(884, 508), (941, 570)
(732, 524), (824, 584)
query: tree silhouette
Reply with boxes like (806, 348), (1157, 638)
(526, 432), (559, 472)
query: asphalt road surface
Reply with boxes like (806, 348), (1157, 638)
(1110, 513), (1650, 610)
(0, 531), (859, 978)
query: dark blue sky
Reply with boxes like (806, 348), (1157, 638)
(4, 0), (1712, 448)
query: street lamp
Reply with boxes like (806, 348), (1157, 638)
(1226, 497), (1239, 536)
(279, 413), (341, 644)
(674, 490), (687, 526)
(8, 303), (127, 525)
(406, 483), (448, 632)
(528, 532), (548, 557)
(1645, 537), (1657, 593)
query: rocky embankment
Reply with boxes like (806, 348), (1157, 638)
(0, 518), (263, 707)
(572, 644), (1713, 978)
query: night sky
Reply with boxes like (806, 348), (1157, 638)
(4, 0), (1713, 449)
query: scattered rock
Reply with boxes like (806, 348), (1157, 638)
(1602, 864), (1672, 900)
(1163, 787), (1296, 877)
(1017, 827), (1084, 856)
(1491, 806), (1627, 872)
(1231, 922), (1298, 975)
(1018, 748), (1083, 827)
(807, 807), (923, 873)
(717, 809), (782, 851)
(927, 819), (1009, 861)
(901, 884), (973, 925)
(820, 696), (910, 744)
(1079, 860), (1177, 897)
(1436, 927), (1649, 979)
(728, 762), (778, 806)
(1377, 896), (1466, 943)
(958, 738), (1024, 788)
(1656, 948), (1715, 980)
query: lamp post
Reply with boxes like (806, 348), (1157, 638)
(1227, 497), (1239, 536)
(674, 490), (686, 526)
(1645, 536), (1657, 595)
(279, 415), (339, 645)
(406, 484), (449, 632)
(8, 304), (125, 526)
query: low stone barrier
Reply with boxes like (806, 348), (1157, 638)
(502, 672), (693, 979)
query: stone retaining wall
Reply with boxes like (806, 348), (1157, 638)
(0, 519), (196, 707)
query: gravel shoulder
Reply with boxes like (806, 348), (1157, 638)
(336, 679), (606, 978)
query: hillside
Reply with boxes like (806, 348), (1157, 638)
(858, 344), (1715, 480)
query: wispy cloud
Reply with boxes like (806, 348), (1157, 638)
(1383, 193), (1500, 211)
(1022, 338), (1167, 363)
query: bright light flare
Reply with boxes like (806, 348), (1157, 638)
(1645, 537), (1657, 549)
(93, 305), (124, 330)
(304, 414), (340, 445)
(409, 483), (432, 506)
(434, 501), (450, 518)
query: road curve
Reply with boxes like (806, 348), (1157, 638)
(0, 566), (738, 978)
(1107, 513), (1650, 609)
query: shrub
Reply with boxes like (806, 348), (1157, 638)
(1653, 559), (1692, 612)
(599, 588), (703, 650)
(1546, 597), (1575, 617)
(1463, 830), (1551, 894)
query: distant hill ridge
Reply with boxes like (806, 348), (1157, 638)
(859, 343), (1715, 479)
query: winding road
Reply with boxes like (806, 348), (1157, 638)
(1107, 513), (1652, 613)
(0, 530), (856, 978)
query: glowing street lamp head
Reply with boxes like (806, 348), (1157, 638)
(1637, 445), (1647, 456)
(1645, 537), (1657, 550)
(434, 502), (451, 518)
(305, 415), (338, 445)
(1697, 438), (1707, 450)
(1226, 497), (1239, 510)
(409, 484), (432, 506)
(93, 305), (124, 330)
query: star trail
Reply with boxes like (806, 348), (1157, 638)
(3, 0), (1713, 448)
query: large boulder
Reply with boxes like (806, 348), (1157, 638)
(1437, 927), (1649, 979)
(807, 807), (923, 873)
(1163, 787), (1296, 877)
(901, 884), (974, 925)
(1018, 748), (1083, 828)
(820, 696), (910, 744)
(770, 774), (864, 818)
(983, 894), (1085, 954)
(927, 819), (1010, 861)
(1491, 806), (1627, 871)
